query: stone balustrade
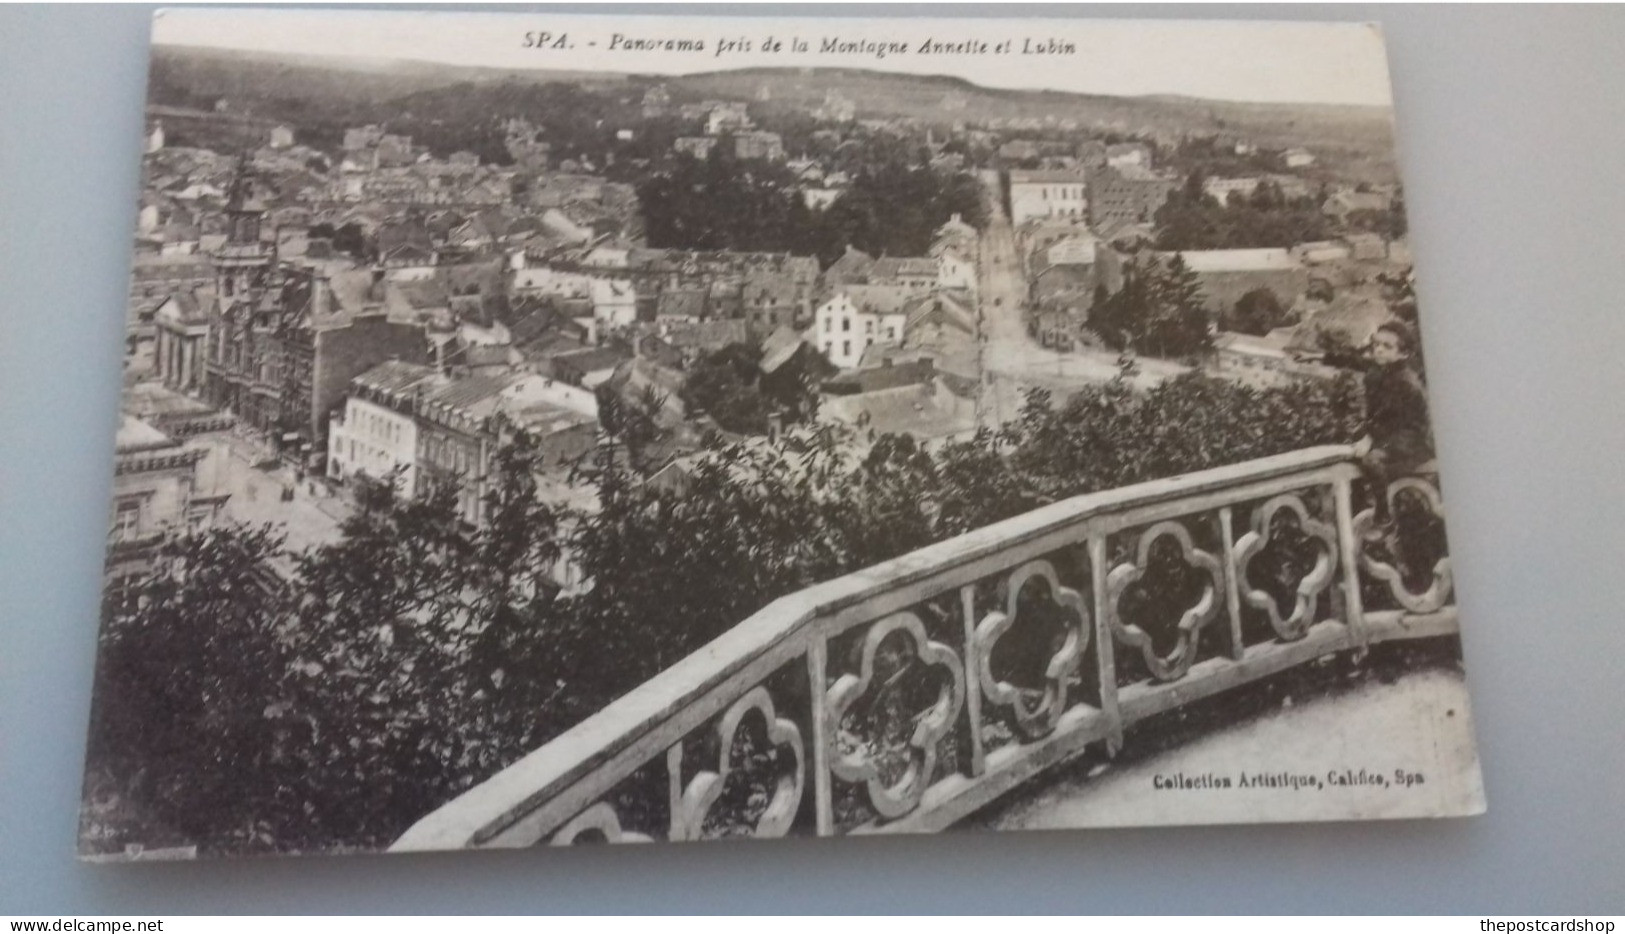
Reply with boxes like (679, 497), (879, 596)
(392, 444), (1456, 850)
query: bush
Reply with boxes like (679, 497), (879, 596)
(87, 372), (1362, 854)
(1222, 287), (1292, 336)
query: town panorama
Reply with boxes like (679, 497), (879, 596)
(84, 31), (1472, 860)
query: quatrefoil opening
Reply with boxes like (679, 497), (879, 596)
(1354, 477), (1453, 614)
(1106, 520), (1224, 682)
(1233, 494), (1339, 641)
(549, 802), (653, 846)
(675, 686), (806, 841)
(975, 560), (1088, 740)
(827, 612), (965, 820)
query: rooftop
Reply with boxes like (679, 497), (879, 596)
(114, 415), (177, 454)
(1010, 169), (1090, 184)
(354, 359), (440, 397)
(1172, 248), (1301, 273)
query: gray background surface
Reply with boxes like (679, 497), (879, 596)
(2, 4), (1622, 914)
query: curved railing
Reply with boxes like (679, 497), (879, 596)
(392, 444), (1456, 850)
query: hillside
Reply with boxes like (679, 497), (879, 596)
(668, 67), (1396, 177)
(148, 44), (630, 121)
(145, 46), (1398, 180)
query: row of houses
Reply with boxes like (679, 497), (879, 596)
(327, 360), (600, 526)
(1008, 163), (1179, 230)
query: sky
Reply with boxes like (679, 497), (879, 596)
(151, 10), (1396, 108)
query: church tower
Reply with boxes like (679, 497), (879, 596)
(214, 157), (274, 303)
(205, 156), (280, 423)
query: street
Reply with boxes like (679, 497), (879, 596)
(195, 431), (353, 555)
(970, 171), (1187, 429)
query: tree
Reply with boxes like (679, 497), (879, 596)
(86, 524), (298, 853)
(1154, 175), (1331, 251)
(1088, 255), (1214, 359)
(309, 222), (366, 258)
(87, 361), (1368, 855)
(1222, 287), (1291, 336)
(680, 343), (774, 435)
(636, 145), (984, 267)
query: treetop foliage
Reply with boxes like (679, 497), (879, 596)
(637, 144), (985, 268)
(1087, 253), (1216, 361)
(89, 368), (1361, 856)
(1154, 172), (1332, 251)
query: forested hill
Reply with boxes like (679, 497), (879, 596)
(146, 44), (630, 125)
(147, 46), (1396, 176)
(669, 67), (1393, 152)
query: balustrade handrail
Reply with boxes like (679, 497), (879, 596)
(393, 444), (1379, 851)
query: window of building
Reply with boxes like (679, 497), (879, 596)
(842, 340), (850, 358)
(111, 499), (142, 542)
(842, 317), (850, 332)
(105, 572), (145, 617)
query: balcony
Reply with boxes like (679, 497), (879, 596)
(392, 445), (1456, 850)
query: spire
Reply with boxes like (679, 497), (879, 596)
(223, 153), (268, 248)
(215, 152), (273, 272)
(225, 152), (265, 216)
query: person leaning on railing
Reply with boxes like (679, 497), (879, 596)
(1352, 319), (1435, 541)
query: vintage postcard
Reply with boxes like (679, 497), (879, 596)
(84, 9), (1483, 859)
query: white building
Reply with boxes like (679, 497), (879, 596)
(327, 362), (440, 495)
(937, 250), (978, 294)
(1008, 170), (1089, 226)
(1106, 142), (1153, 170)
(705, 103), (751, 136)
(1284, 148), (1316, 168)
(802, 188), (842, 211)
(815, 291), (908, 369)
(589, 277), (638, 327)
(512, 265), (594, 299)
(1203, 177), (1263, 204)
(582, 244), (630, 270)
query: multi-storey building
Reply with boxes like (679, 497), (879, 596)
(326, 360), (439, 494)
(103, 415), (229, 612)
(704, 103), (751, 136)
(815, 291), (908, 369)
(415, 373), (600, 527)
(732, 131), (785, 162)
(202, 166), (430, 468)
(1086, 164), (1179, 228)
(1009, 169), (1090, 226)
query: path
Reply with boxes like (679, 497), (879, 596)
(970, 172), (1188, 428)
(194, 432), (352, 554)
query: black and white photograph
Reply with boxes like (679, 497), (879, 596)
(82, 9), (1483, 861)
